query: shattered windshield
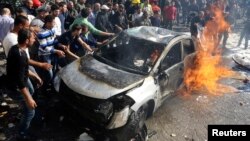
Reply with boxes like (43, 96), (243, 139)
(94, 32), (165, 74)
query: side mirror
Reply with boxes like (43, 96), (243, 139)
(156, 72), (169, 86)
(159, 72), (168, 81)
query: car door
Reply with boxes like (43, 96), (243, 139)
(158, 41), (184, 98)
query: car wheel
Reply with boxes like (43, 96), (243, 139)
(108, 104), (148, 141)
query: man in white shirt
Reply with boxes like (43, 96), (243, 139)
(3, 15), (52, 71)
(50, 4), (62, 36)
(132, 6), (143, 24)
(3, 16), (29, 58)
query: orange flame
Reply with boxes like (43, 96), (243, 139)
(183, 4), (236, 95)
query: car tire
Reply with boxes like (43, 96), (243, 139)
(108, 104), (148, 141)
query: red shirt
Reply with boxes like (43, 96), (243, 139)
(163, 6), (177, 20)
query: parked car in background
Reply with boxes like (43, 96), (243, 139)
(54, 26), (195, 141)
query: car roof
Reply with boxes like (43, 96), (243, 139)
(124, 26), (185, 45)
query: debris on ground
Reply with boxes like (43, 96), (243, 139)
(1, 102), (7, 106)
(8, 123), (15, 128)
(8, 104), (19, 109)
(77, 132), (94, 141)
(170, 133), (176, 137)
(0, 111), (8, 117)
(148, 130), (157, 138)
(184, 135), (188, 139)
(0, 133), (6, 141)
(59, 116), (64, 122)
(240, 102), (244, 106)
(196, 95), (208, 103)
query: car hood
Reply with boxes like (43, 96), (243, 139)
(58, 55), (145, 99)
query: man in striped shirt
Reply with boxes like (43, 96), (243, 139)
(37, 15), (64, 84)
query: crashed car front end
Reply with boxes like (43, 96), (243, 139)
(55, 56), (144, 129)
(59, 81), (135, 129)
(60, 82), (138, 129)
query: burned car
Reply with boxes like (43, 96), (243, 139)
(54, 26), (195, 140)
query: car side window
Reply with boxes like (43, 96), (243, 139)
(182, 39), (195, 58)
(160, 42), (182, 71)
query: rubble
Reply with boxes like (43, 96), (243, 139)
(8, 123), (15, 128)
(77, 132), (94, 141)
(240, 102), (244, 106)
(8, 104), (19, 109)
(184, 135), (188, 139)
(5, 97), (13, 102)
(232, 50), (250, 70)
(0, 111), (8, 118)
(0, 133), (6, 141)
(59, 116), (64, 122)
(196, 95), (208, 103)
(148, 130), (157, 138)
(170, 133), (176, 137)
(1, 102), (7, 106)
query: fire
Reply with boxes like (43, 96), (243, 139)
(183, 4), (236, 95)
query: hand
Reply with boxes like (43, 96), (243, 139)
(87, 48), (97, 55)
(30, 25), (41, 34)
(101, 39), (109, 45)
(65, 45), (71, 52)
(61, 45), (69, 51)
(26, 97), (37, 109)
(109, 33), (115, 36)
(115, 26), (123, 32)
(35, 75), (43, 88)
(41, 63), (52, 71)
(55, 50), (65, 57)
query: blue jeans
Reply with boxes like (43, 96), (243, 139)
(20, 78), (35, 136)
(19, 101), (35, 136)
(9, 78), (35, 136)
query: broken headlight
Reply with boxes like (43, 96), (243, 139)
(106, 106), (130, 129)
(106, 94), (135, 129)
(93, 101), (113, 123)
(109, 94), (135, 112)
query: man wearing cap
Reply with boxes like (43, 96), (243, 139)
(95, 5), (114, 41)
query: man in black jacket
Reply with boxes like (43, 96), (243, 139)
(111, 4), (129, 32)
(95, 4), (113, 41)
(7, 29), (43, 140)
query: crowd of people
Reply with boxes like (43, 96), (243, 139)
(0, 0), (250, 140)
